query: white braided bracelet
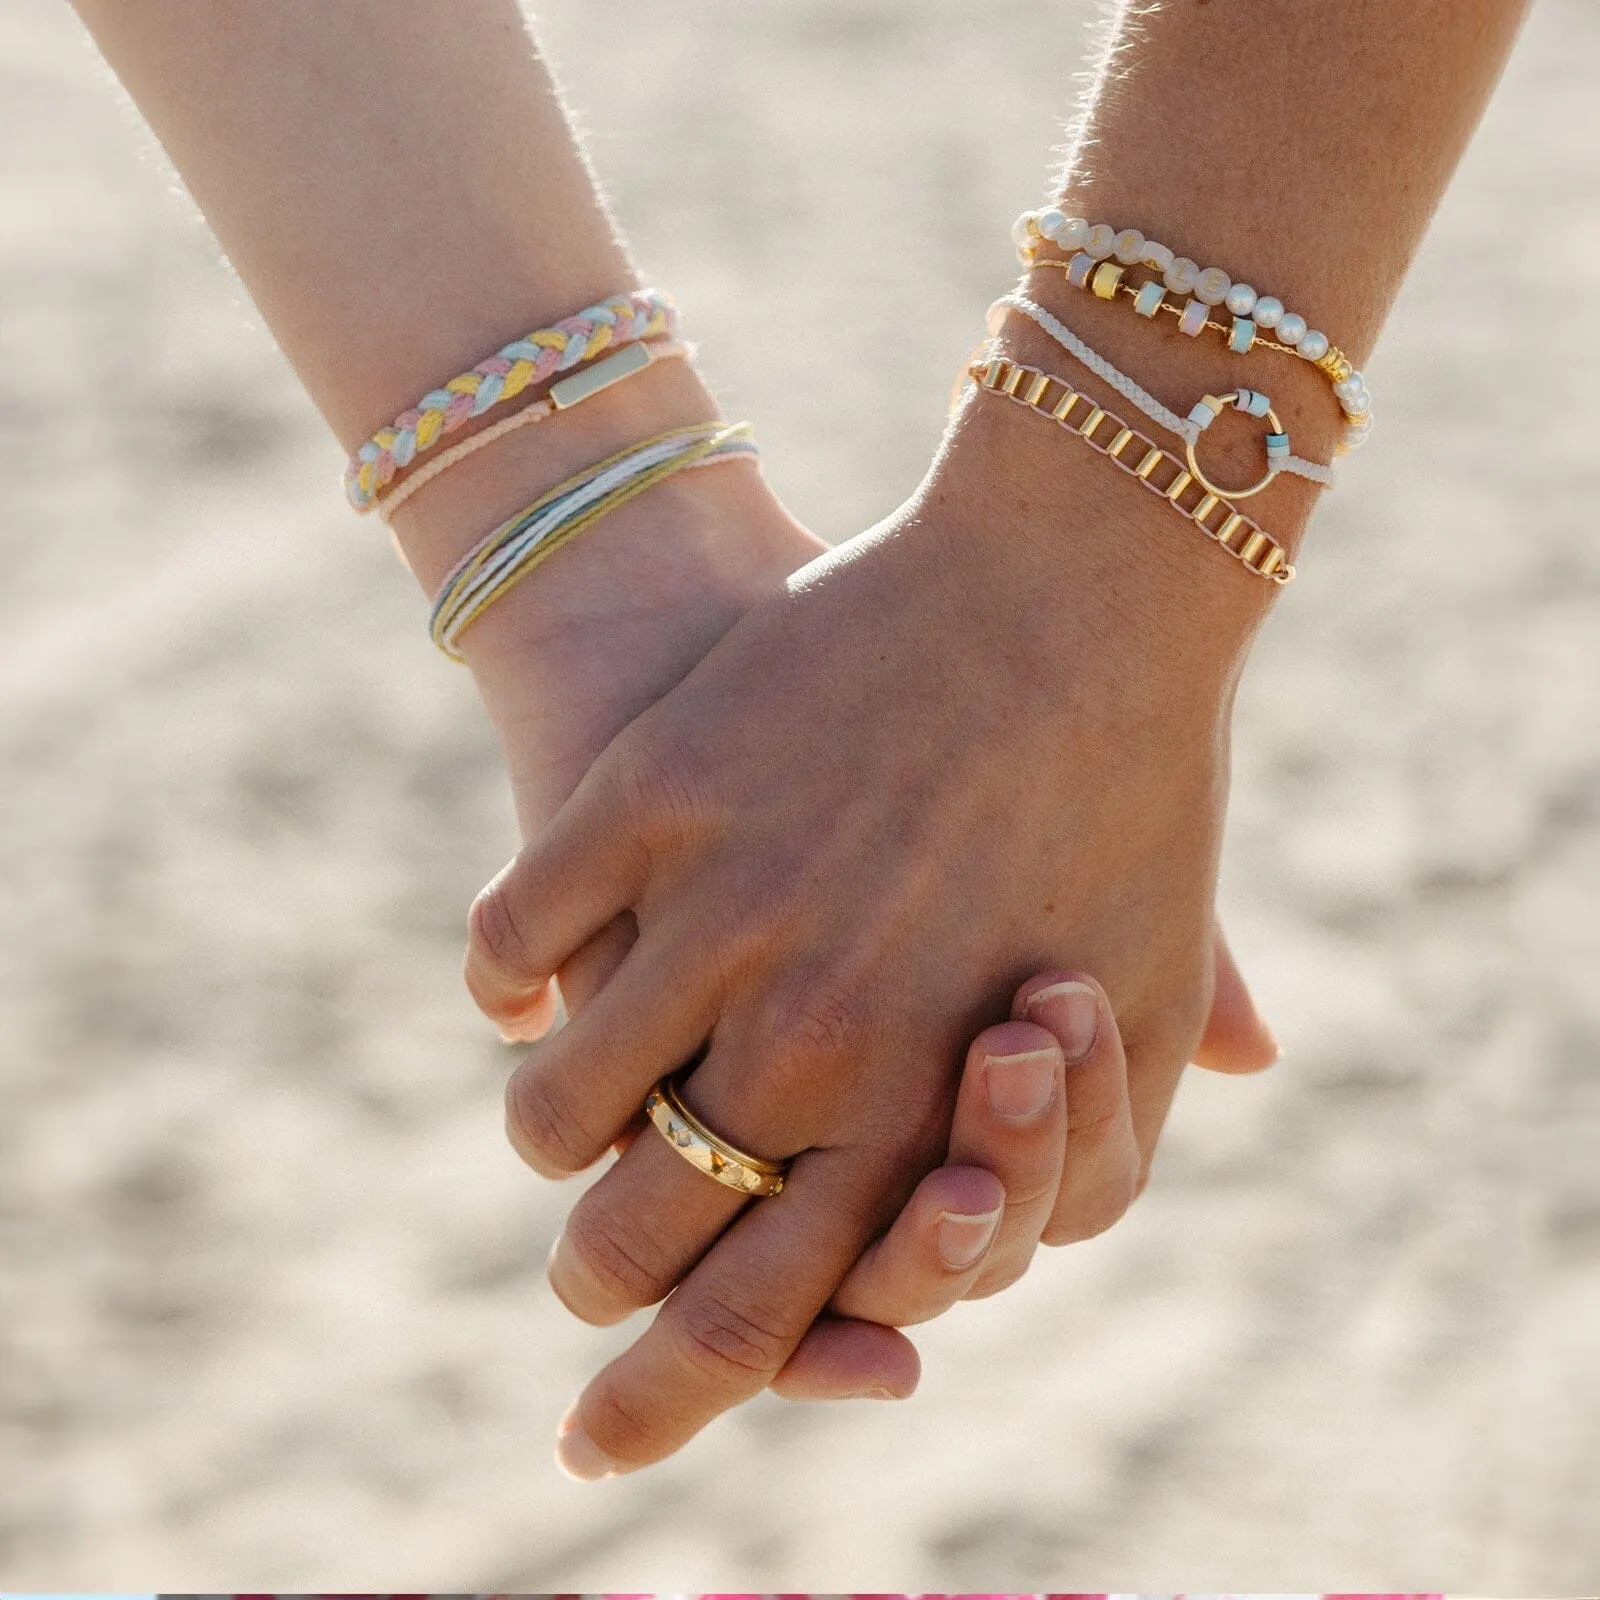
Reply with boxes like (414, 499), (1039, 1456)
(995, 294), (1334, 495)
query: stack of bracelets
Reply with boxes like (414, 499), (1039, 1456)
(340, 286), (759, 656)
(958, 206), (1379, 587)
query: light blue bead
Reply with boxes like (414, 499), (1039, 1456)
(1237, 388), (1272, 417)
(1265, 432), (1290, 458)
(1188, 400), (1219, 429)
(1134, 280), (1165, 318)
(1229, 317), (1256, 353)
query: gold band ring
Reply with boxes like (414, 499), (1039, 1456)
(643, 1076), (788, 1197)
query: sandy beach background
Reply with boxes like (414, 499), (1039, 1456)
(2, 0), (1598, 1588)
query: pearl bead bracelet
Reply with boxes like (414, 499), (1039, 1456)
(1011, 208), (1374, 454)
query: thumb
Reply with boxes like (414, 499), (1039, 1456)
(1192, 920), (1280, 1074)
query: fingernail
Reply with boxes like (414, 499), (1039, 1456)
(983, 1046), (1059, 1121)
(1023, 980), (1100, 1064)
(555, 1407), (620, 1482)
(936, 1205), (1002, 1271)
(855, 1384), (903, 1401)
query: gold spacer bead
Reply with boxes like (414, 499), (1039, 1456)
(1316, 347), (1353, 383)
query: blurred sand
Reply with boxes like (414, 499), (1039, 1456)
(2, 0), (1598, 1588)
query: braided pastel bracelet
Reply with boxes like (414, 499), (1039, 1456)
(996, 294), (1334, 495)
(966, 353), (1294, 586)
(376, 340), (690, 521)
(345, 287), (679, 511)
(429, 421), (757, 659)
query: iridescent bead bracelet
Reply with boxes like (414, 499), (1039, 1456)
(1011, 209), (1373, 454)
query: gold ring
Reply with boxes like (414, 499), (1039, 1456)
(643, 1076), (788, 1197)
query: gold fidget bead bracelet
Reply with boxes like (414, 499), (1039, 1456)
(968, 354), (1295, 586)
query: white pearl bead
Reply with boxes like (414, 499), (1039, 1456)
(1060, 216), (1091, 249)
(1085, 223), (1117, 259)
(1036, 208), (1069, 241)
(1252, 295), (1284, 328)
(1113, 227), (1145, 264)
(1196, 266), (1232, 306)
(1164, 256), (1200, 293)
(1224, 282), (1257, 316)
(1011, 214), (1038, 250)
(1277, 311), (1307, 345)
(1298, 329), (1329, 362)
(1334, 378), (1358, 401)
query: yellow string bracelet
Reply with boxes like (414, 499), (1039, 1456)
(428, 421), (758, 659)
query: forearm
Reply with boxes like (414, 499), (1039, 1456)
(939, 0), (1529, 653)
(68, 0), (723, 591)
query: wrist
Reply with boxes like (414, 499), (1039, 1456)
(921, 351), (1280, 708)
(382, 347), (728, 595)
(447, 441), (823, 828)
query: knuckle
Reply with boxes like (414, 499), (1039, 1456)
(1043, 1165), (1140, 1246)
(505, 1069), (599, 1176)
(583, 1380), (669, 1467)
(615, 728), (716, 849)
(994, 1173), (1059, 1213)
(759, 971), (872, 1085)
(468, 877), (537, 983)
(965, 1257), (1032, 1300)
(666, 1286), (797, 1391)
(563, 1199), (674, 1313)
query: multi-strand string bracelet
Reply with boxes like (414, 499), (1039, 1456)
(959, 206), (1376, 586)
(339, 286), (757, 656)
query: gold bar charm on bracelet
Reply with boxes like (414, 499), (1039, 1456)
(549, 340), (656, 409)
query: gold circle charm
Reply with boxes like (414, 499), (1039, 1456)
(644, 1076), (788, 1196)
(1183, 390), (1287, 500)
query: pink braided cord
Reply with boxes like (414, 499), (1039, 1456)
(344, 286), (678, 510)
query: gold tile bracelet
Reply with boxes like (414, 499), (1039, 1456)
(966, 355), (1295, 586)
